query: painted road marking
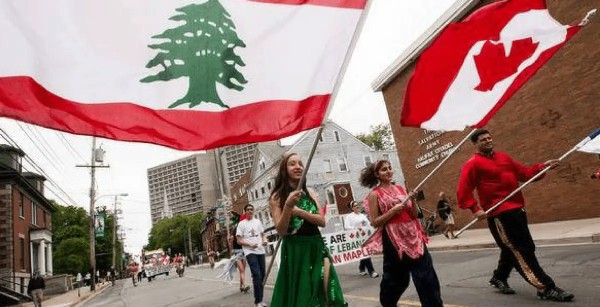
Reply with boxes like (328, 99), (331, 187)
(344, 294), (469, 307)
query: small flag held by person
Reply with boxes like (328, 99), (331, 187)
(577, 128), (600, 155)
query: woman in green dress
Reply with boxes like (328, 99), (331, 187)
(269, 153), (346, 307)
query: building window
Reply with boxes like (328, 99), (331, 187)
(327, 190), (335, 205)
(364, 156), (372, 166)
(334, 131), (340, 142)
(337, 158), (347, 172)
(19, 193), (24, 218)
(323, 159), (332, 173)
(267, 181), (272, 191)
(19, 238), (25, 268)
(31, 202), (37, 225)
(261, 187), (265, 195)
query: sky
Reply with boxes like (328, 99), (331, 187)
(0, 0), (455, 255)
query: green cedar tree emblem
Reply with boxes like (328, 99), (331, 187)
(141, 0), (247, 109)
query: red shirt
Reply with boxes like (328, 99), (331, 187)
(595, 167), (600, 179)
(457, 151), (545, 216)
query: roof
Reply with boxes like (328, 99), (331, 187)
(0, 144), (25, 156)
(22, 172), (46, 181)
(0, 170), (56, 211)
(371, 0), (481, 91)
(256, 141), (287, 162)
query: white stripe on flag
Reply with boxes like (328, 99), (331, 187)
(0, 0), (360, 110)
(578, 131), (600, 154)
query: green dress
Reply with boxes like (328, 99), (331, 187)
(270, 195), (347, 307)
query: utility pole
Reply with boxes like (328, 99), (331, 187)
(214, 149), (231, 254)
(112, 195), (118, 272)
(76, 137), (109, 291)
(187, 226), (193, 260)
(111, 193), (128, 272)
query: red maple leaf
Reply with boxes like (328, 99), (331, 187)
(349, 233), (355, 238)
(474, 37), (539, 92)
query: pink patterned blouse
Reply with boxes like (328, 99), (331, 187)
(362, 185), (428, 260)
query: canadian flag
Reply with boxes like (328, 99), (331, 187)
(0, 0), (367, 150)
(402, 0), (584, 131)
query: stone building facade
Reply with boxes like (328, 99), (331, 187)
(0, 145), (55, 299)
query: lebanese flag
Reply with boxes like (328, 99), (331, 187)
(401, 0), (583, 131)
(0, 0), (367, 150)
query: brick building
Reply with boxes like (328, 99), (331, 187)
(0, 145), (55, 300)
(372, 0), (600, 228)
(230, 171), (250, 215)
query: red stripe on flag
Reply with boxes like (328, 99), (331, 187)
(0, 76), (329, 150)
(401, 0), (569, 129)
(248, 0), (367, 9)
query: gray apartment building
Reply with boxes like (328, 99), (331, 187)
(147, 152), (219, 225)
(220, 141), (282, 189)
(221, 144), (256, 188)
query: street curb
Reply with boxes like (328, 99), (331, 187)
(71, 283), (110, 307)
(428, 235), (599, 252)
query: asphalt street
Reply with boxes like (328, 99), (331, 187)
(83, 243), (600, 307)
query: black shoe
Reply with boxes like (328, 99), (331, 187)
(537, 287), (574, 302)
(489, 277), (516, 294)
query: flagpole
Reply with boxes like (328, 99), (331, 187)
(358, 128), (476, 250)
(455, 128), (600, 238)
(262, 125), (324, 286)
(410, 128), (477, 194)
(389, 128), (477, 208)
(320, 0), (374, 123)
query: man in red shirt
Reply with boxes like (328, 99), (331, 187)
(457, 129), (573, 302)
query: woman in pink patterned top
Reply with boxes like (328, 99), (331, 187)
(360, 160), (443, 307)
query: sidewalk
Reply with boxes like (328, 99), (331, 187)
(427, 217), (600, 251)
(19, 282), (109, 307)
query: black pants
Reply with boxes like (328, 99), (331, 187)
(359, 257), (375, 274)
(488, 209), (555, 290)
(379, 230), (443, 307)
(246, 253), (266, 304)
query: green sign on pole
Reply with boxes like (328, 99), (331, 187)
(94, 213), (106, 238)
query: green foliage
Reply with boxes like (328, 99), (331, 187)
(356, 123), (395, 150)
(51, 203), (122, 274)
(147, 212), (205, 256)
(52, 204), (89, 247)
(53, 237), (89, 275)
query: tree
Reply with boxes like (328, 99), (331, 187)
(53, 238), (89, 275)
(51, 202), (89, 247)
(141, 0), (247, 109)
(356, 123), (395, 150)
(51, 203), (123, 275)
(147, 212), (205, 256)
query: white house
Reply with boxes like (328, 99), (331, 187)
(245, 120), (404, 236)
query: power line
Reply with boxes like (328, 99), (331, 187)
(56, 131), (87, 163)
(14, 122), (63, 173)
(27, 124), (66, 168)
(0, 127), (80, 207)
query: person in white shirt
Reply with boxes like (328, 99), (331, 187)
(345, 200), (379, 278)
(236, 204), (268, 307)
